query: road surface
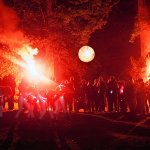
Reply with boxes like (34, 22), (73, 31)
(0, 111), (150, 150)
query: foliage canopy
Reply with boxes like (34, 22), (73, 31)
(0, 0), (120, 79)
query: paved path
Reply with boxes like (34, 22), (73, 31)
(0, 111), (150, 150)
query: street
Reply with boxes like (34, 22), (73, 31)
(0, 111), (150, 150)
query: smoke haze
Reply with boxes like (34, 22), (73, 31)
(0, 0), (25, 50)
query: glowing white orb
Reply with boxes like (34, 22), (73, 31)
(78, 46), (95, 62)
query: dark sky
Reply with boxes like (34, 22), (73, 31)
(89, 0), (140, 77)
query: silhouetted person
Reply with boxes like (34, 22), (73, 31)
(124, 78), (136, 114)
(118, 80), (127, 112)
(0, 88), (4, 117)
(106, 76), (118, 112)
(145, 79), (150, 113)
(74, 79), (87, 112)
(93, 79), (100, 112)
(2, 74), (16, 110)
(98, 76), (106, 112)
(86, 80), (95, 112)
(135, 78), (146, 114)
(16, 78), (34, 119)
(64, 77), (74, 112)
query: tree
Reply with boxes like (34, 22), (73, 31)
(129, 56), (146, 80)
(129, 0), (150, 81)
(0, 0), (120, 79)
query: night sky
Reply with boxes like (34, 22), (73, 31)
(90, 0), (140, 77)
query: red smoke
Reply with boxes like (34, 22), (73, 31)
(0, 0), (25, 50)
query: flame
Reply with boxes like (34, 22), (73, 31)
(17, 44), (51, 83)
(0, 1), (55, 85)
(18, 45), (38, 62)
(120, 86), (124, 94)
(146, 59), (150, 80)
(138, 0), (150, 81)
(17, 44), (39, 78)
(3, 43), (50, 84)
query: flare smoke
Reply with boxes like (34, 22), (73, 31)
(0, 0), (38, 58)
(0, 0), (26, 50)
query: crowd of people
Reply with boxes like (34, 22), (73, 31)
(0, 74), (16, 117)
(73, 76), (150, 115)
(0, 74), (150, 119)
